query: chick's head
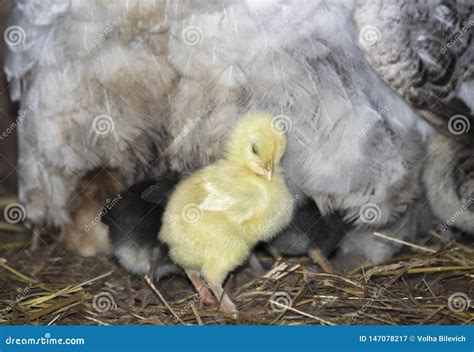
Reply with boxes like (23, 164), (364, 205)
(225, 113), (287, 180)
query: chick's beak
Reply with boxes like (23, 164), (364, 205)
(264, 169), (272, 180)
(264, 161), (274, 180)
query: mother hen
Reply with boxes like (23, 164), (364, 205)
(4, 0), (472, 263)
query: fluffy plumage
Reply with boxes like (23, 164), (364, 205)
(59, 168), (125, 256)
(423, 135), (474, 234)
(5, 0), (176, 230)
(354, 0), (474, 242)
(5, 0), (472, 264)
(159, 113), (294, 313)
(355, 0), (474, 144)
(101, 174), (181, 281)
(270, 200), (348, 272)
(106, 175), (346, 278)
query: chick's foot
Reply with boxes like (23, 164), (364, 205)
(185, 270), (216, 305)
(308, 247), (334, 273)
(207, 281), (238, 315)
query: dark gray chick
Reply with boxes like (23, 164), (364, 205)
(104, 174), (349, 277)
(101, 173), (181, 282)
(270, 199), (350, 272)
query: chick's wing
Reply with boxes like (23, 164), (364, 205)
(199, 179), (266, 224)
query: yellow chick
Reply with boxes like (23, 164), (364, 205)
(159, 112), (294, 313)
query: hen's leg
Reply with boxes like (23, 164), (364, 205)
(185, 270), (215, 305)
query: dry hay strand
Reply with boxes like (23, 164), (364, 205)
(0, 225), (472, 325)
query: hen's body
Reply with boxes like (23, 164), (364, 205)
(5, 0), (472, 262)
(355, 0), (474, 144)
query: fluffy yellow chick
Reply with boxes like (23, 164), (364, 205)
(159, 112), (294, 313)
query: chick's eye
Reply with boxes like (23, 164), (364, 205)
(252, 144), (258, 155)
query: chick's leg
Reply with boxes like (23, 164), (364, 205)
(185, 270), (215, 305)
(207, 281), (237, 314)
(149, 246), (175, 284)
(308, 247), (334, 274)
(248, 253), (267, 277)
(201, 263), (237, 314)
(30, 224), (45, 252)
(263, 243), (282, 261)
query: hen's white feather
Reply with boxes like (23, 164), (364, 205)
(5, 0), (470, 262)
